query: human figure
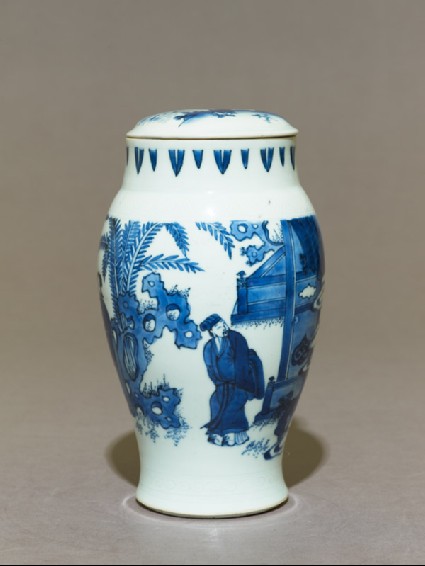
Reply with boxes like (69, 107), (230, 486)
(200, 314), (264, 447)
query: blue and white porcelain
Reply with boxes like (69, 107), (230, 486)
(98, 109), (324, 517)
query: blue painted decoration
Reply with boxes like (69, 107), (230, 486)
(241, 149), (249, 169)
(230, 221), (285, 324)
(230, 221), (282, 266)
(169, 149), (185, 176)
(171, 110), (285, 125)
(137, 110), (285, 127)
(135, 147), (144, 174)
(199, 314), (265, 447)
(260, 147), (274, 172)
(290, 146), (296, 169)
(277, 220), (296, 382)
(175, 110), (236, 124)
(149, 149), (158, 171)
(196, 222), (234, 259)
(192, 149), (204, 169)
(251, 111), (283, 123)
(229, 217), (323, 330)
(100, 214), (324, 456)
(138, 381), (181, 429)
(101, 273), (202, 417)
(138, 113), (164, 124)
(263, 389), (300, 460)
(251, 216), (325, 459)
(129, 144), (296, 175)
(231, 250), (286, 324)
(99, 218), (203, 417)
(214, 149), (232, 174)
(135, 380), (190, 445)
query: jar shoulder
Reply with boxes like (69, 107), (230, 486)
(108, 184), (316, 223)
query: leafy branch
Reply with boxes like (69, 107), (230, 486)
(196, 222), (234, 259)
(100, 219), (204, 312)
(164, 223), (189, 257)
(108, 217), (122, 315)
(99, 234), (110, 279)
(142, 254), (203, 273)
(124, 223), (163, 294)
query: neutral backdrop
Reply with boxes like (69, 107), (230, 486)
(1, 1), (424, 564)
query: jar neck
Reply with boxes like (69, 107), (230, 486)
(122, 137), (300, 192)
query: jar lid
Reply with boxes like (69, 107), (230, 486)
(127, 109), (298, 139)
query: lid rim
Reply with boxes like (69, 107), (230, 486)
(126, 133), (298, 141)
(127, 109), (298, 140)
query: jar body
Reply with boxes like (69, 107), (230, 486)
(98, 135), (324, 517)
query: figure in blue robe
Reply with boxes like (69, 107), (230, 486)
(200, 314), (264, 447)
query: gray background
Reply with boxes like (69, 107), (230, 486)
(1, 1), (424, 564)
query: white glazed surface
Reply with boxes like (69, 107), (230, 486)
(99, 115), (321, 517)
(115, 137), (314, 221)
(127, 109), (298, 139)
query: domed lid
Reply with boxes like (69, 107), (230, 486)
(127, 109), (298, 139)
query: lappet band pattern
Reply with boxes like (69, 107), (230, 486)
(129, 146), (296, 176)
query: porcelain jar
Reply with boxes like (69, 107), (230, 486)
(98, 110), (324, 517)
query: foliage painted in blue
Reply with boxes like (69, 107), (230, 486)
(100, 214), (323, 456)
(100, 235), (109, 281)
(100, 218), (202, 314)
(174, 110), (236, 124)
(251, 111), (283, 123)
(260, 147), (274, 172)
(99, 218), (204, 417)
(140, 114), (163, 123)
(290, 146), (296, 169)
(141, 254), (202, 273)
(241, 149), (249, 169)
(149, 149), (158, 171)
(279, 146), (285, 166)
(242, 438), (272, 458)
(214, 149), (232, 174)
(192, 149), (204, 169)
(196, 222), (234, 259)
(135, 147), (144, 174)
(200, 316), (265, 447)
(169, 149), (185, 176)
(100, 273), (201, 417)
(170, 110), (284, 125)
(99, 276), (119, 373)
(164, 222), (189, 257)
(100, 219), (201, 307)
